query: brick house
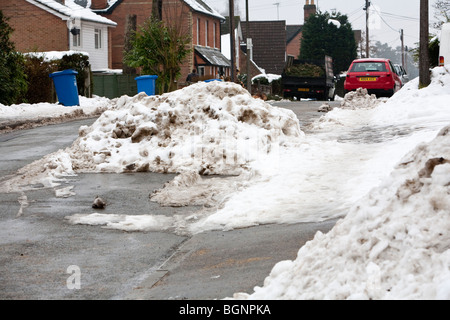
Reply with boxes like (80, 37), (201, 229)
(84, 0), (230, 85)
(0, 0), (117, 70)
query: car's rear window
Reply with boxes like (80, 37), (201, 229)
(350, 62), (387, 72)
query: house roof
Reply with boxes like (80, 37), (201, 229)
(286, 25), (303, 43)
(241, 21), (287, 75)
(27, 0), (117, 26)
(221, 16), (242, 37)
(195, 46), (231, 67)
(85, 0), (224, 20)
(184, 0), (224, 20)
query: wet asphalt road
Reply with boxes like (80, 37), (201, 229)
(0, 101), (341, 300)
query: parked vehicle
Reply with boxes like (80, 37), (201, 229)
(439, 23), (450, 66)
(344, 58), (402, 97)
(282, 56), (336, 101)
(394, 64), (409, 86)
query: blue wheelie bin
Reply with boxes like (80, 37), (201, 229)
(135, 75), (158, 96)
(49, 69), (80, 106)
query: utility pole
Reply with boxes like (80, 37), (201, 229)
(405, 46), (409, 74)
(229, 0), (236, 82)
(401, 29), (405, 69)
(364, 0), (370, 58)
(246, 0), (252, 94)
(419, 0), (430, 88)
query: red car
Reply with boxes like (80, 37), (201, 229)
(344, 58), (402, 97)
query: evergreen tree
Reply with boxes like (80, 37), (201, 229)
(299, 11), (357, 74)
(0, 10), (27, 105)
(124, 16), (191, 93)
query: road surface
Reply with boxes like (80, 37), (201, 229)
(0, 101), (341, 300)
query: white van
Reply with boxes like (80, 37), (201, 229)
(439, 23), (450, 66)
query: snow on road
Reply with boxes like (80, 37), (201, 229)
(1, 66), (450, 299)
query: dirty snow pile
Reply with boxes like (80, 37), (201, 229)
(230, 66), (450, 300)
(339, 87), (382, 110)
(317, 88), (379, 113)
(68, 81), (301, 175)
(1, 81), (301, 197)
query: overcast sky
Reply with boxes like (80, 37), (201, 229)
(207, 0), (441, 49)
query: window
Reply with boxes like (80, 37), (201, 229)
(213, 23), (216, 48)
(72, 32), (81, 47)
(196, 18), (200, 45)
(157, 0), (162, 20)
(350, 62), (387, 72)
(205, 20), (209, 46)
(95, 28), (102, 49)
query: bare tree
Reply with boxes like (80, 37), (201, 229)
(433, 0), (450, 28)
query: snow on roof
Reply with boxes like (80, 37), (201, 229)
(183, 0), (225, 20)
(85, 0), (224, 20)
(27, 0), (117, 26)
(25, 50), (89, 62)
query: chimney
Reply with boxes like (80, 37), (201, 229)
(54, 0), (65, 5)
(304, 0), (317, 22)
(91, 0), (109, 10)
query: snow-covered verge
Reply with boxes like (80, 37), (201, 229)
(0, 96), (111, 134)
(230, 66), (450, 300)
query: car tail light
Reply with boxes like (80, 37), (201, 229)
(439, 56), (445, 66)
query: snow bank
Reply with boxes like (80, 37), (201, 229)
(0, 96), (109, 119)
(371, 66), (450, 131)
(232, 125), (450, 300)
(68, 81), (301, 175)
(0, 96), (110, 133)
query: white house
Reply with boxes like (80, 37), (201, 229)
(1, 0), (117, 71)
(41, 0), (117, 70)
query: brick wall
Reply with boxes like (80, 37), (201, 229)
(287, 32), (302, 58)
(0, 0), (68, 52)
(192, 11), (220, 50)
(101, 0), (154, 70)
